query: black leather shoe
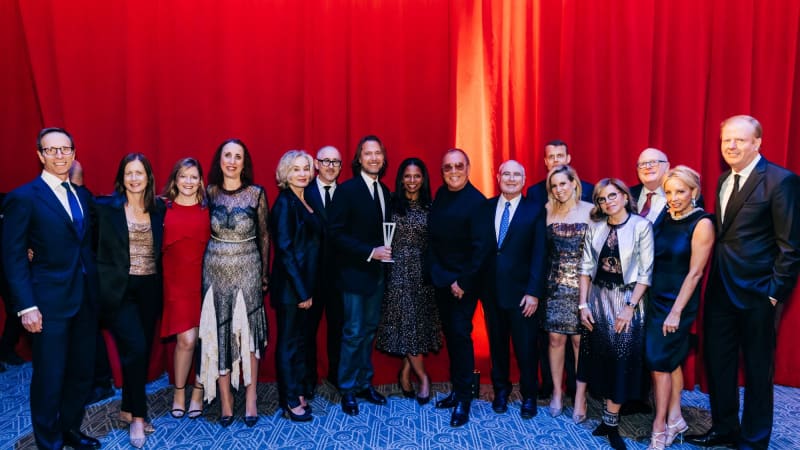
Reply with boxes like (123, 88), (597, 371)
(63, 429), (101, 449)
(341, 393), (359, 416)
(492, 390), (509, 413)
(684, 430), (738, 448)
(520, 397), (538, 419)
(435, 392), (457, 409)
(606, 426), (626, 450)
(356, 386), (387, 405)
(219, 416), (234, 427)
(244, 416), (259, 427)
(450, 400), (471, 427)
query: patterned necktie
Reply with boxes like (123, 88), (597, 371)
(324, 185), (332, 210)
(640, 191), (655, 217)
(61, 181), (84, 233)
(373, 181), (383, 220)
(498, 201), (511, 247)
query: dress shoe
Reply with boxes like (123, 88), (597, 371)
(341, 393), (359, 416)
(63, 429), (101, 449)
(606, 426), (627, 450)
(356, 386), (387, 405)
(520, 397), (538, 419)
(129, 435), (146, 449)
(219, 415), (234, 427)
(548, 397), (563, 417)
(491, 390), (509, 413)
(244, 415), (259, 427)
(450, 401), (471, 427)
(416, 375), (431, 405)
(684, 430), (738, 448)
(435, 392), (457, 409)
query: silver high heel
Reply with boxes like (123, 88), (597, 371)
(647, 430), (666, 450)
(665, 416), (689, 446)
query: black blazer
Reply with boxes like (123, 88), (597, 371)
(631, 183), (705, 232)
(477, 196), (547, 308)
(1, 177), (98, 318)
(428, 182), (487, 292)
(712, 157), (800, 306)
(95, 193), (165, 316)
(526, 179), (594, 210)
(270, 189), (322, 306)
(327, 175), (391, 296)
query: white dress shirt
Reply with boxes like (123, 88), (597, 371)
(637, 187), (666, 223)
(316, 177), (336, 207)
(41, 170), (83, 219)
(494, 194), (522, 242)
(720, 154), (761, 219)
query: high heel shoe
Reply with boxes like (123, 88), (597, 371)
(129, 423), (147, 449)
(397, 370), (415, 398)
(219, 416), (234, 427)
(665, 416), (689, 446)
(548, 397), (563, 418)
(187, 384), (204, 419)
(416, 374), (431, 405)
(244, 416), (259, 427)
(170, 385), (186, 418)
(647, 430), (666, 450)
(284, 406), (313, 422)
(572, 398), (587, 424)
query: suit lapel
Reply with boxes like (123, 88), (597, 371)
(32, 177), (79, 235)
(305, 184), (327, 222)
(721, 158), (766, 235)
(716, 171), (728, 234)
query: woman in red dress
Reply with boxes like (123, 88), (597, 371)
(161, 157), (210, 419)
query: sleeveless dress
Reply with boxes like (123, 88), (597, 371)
(544, 222), (588, 334)
(198, 185), (269, 402)
(376, 201), (442, 355)
(645, 209), (712, 372)
(161, 202), (210, 337)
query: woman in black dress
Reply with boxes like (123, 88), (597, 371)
(645, 166), (713, 449)
(375, 158), (441, 405)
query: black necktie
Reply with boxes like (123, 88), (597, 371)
(61, 181), (84, 233)
(324, 185), (332, 210)
(727, 174), (741, 214)
(373, 181), (383, 220)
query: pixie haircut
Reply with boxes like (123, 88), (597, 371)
(662, 165), (701, 199)
(590, 177), (636, 222)
(276, 150), (314, 189)
(546, 164), (582, 201)
(163, 157), (206, 207)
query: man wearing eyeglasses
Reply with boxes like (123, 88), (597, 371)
(631, 148), (671, 226)
(428, 148), (487, 426)
(303, 145), (345, 396)
(477, 160), (547, 420)
(2, 128), (100, 449)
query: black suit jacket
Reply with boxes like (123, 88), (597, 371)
(712, 157), (800, 307)
(95, 193), (165, 316)
(631, 183), (705, 232)
(305, 181), (336, 287)
(270, 189), (322, 306)
(327, 174), (391, 296)
(1, 177), (98, 319)
(478, 196), (547, 308)
(526, 179), (594, 210)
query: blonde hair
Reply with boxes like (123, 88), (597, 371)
(546, 164), (582, 202)
(662, 165), (701, 199)
(276, 150), (314, 189)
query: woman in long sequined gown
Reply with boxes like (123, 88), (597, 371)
(578, 178), (654, 450)
(645, 166), (714, 449)
(199, 139), (269, 427)
(542, 165), (593, 422)
(375, 158), (441, 404)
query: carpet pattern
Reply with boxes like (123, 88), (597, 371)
(1, 363), (798, 449)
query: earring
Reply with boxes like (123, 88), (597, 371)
(691, 198), (697, 207)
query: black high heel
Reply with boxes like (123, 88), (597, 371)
(416, 374), (431, 405)
(219, 415), (234, 427)
(398, 371), (415, 398)
(284, 406), (313, 422)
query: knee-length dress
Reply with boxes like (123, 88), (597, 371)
(544, 222), (587, 334)
(376, 201), (442, 355)
(199, 185), (269, 402)
(645, 210), (712, 372)
(161, 202), (210, 337)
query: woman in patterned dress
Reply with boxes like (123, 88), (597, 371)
(199, 139), (269, 428)
(376, 158), (441, 405)
(543, 165), (593, 422)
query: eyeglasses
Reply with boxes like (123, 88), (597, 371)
(637, 160), (667, 169)
(317, 158), (342, 168)
(596, 192), (619, 204)
(442, 162), (466, 172)
(41, 146), (75, 156)
(500, 171), (523, 179)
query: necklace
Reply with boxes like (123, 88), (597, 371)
(607, 212), (631, 227)
(670, 207), (699, 220)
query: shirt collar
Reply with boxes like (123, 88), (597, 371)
(733, 154), (761, 177)
(41, 170), (70, 190)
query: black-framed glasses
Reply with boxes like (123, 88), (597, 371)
(596, 192), (619, 204)
(41, 146), (75, 156)
(442, 162), (466, 172)
(317, 158), (342, 168)
(637, 159), (667, 169)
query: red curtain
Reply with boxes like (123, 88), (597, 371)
(1, 0), (799, 387)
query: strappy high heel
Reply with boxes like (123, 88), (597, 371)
(665, 416), (689, 446)
(170, 385), (186, 418)
(647, 430), (666, 450)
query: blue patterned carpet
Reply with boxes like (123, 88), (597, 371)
(1, 363), (798, 449)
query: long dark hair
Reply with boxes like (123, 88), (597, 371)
(163, 157), (207, 207)
(114, 153), (157, 213)
(351, 135), (388, 178)
(393, 157), (431, 215)
(207, 138), (255, 187)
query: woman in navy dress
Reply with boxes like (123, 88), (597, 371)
(645, 166), (713, 449)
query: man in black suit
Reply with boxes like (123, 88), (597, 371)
(526, 139), (594, 208)
(686, 115), (800, 449)
(428, 148), (487, 427)
(479, 160), (547, 419)
(630, 148), (671, 228)
(328, 136), (392, 416)
(303, 145), (345, 393)
(0, 191), (26, 370)
(2, 128), (100, 450)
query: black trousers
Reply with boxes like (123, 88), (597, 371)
(275, 303), (310, 407)
(435, 287), (478, 402)
(304, 287), (343, 389)
(483, 299), (539, 399)
(705, 274), (776, 450)
(30, 288), (96, 450)
(105, 274), (160, 418)
(0, 293), (23, 357)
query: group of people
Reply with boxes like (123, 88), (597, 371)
(1, 114), (797, 450)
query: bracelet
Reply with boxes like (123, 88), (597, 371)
(625, 300), (638, 308)
(578, 303), (588, 310)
